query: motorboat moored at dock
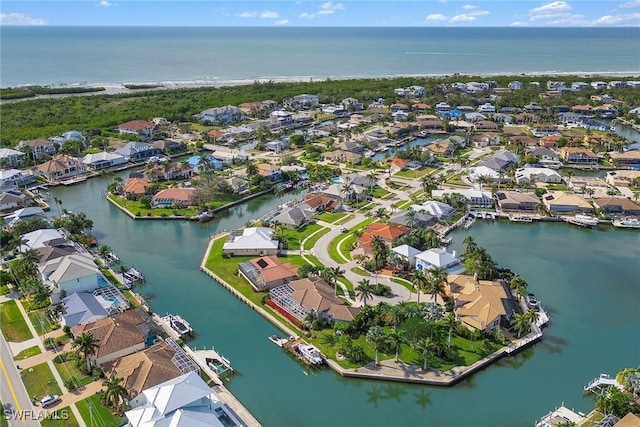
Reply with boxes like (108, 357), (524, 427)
(162, 313), (193, 337)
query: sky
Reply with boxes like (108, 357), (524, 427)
(1, 0), (639, 27)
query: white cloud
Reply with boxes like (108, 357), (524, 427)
(274, 19), (289, 26)
(450, 14), (477, 22)
(618, 0), (640, 8)
(318, 9), (334, 15)
(0, 12), (46, 25)
(530, 1), (571, 14)
(260, 11), (280, 19)
(299, 12), (314, 19)
(426, 13), (448, 21)
(239, 11), (258, 18)
(510, 21), (526, 26)
(97, 0), (115, 7)
(462, 4), (478, 10)
(592, 12), (640, 25)
(319, 2), (345, 12)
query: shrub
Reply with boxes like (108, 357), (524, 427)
(92, 367), (104, 378)
(63, 325), (72, 336)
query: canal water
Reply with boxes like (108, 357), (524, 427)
(48, 174), (639, 427)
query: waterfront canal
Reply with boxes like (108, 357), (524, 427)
(48, 175), (639, 427)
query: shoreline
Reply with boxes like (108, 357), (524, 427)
(3, 70), (640, 94)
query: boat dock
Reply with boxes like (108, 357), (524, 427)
(189, 346), (234, 378)
(509, 214), (533, 223)
(281, 337), (325, 366)
(584, 373), (623, 395)
(535, 405), (586, 427)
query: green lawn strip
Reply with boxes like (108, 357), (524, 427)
(76, 395), (126, 427)
(314, 212), (347, 223)
(280, 223), (323, 250)
(302, 227), (329, 251)
(20, 362), (62, 400)
(394, 168), (435, 179)
(368, 187), (392, 199)
(40, 406), (80, 427)
(328, 234), (352, 263)
(206, 239), (262, 306)
(0, 300), (34, 342)
(337, 277), (354, 298)
(334, 215), (354, 225)
(55, 360), (94, 388)
(390, 277), (415, 293)
(410, 189), (424, 198)
(580, 411), (606, 427)
(0, 284), (9, 296)
(302, 255), (323, 267)
(13, 345), (42, 360)
(29, 309), (56, 336)
(108, 194), (198, 217)
(351, 267), (370, 276)
(100, 268), (120, 286)
(0, 403), (7, 427)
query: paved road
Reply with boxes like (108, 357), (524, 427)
(0, 334), (41, 427)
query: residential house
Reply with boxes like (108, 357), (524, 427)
(343, 172), (377, 189)
(417, 119), (444, 131)
(40, 253), (110, 301)
(427, 139), (455, 157)
(0, 191), (30, 212)
(515, 167), (562, 184)
(61, 292), (113, 327)
(606, 170), (640, 187)
(270, 205), (315, 229)
(610, 151), (640, 166)
(270, 277), (360, 324)
(33, 244), (78, 265)
(186, 156), (223, 173)
(524, 103), (544, 113)
(5, 207), (47, 228)
(0, 169), (34, 191)
(0, 148), (26, 167)
(415, 248), (464, 274)
(410, 201), (455, 219)
(17, 139), (57, 160)
(560, 147), (599, 164)
(509, 135), (539, 148)
(465, 112), (487, 123)
(81, 152), (127, 170)
(151, 188), (195, 208)
(125, 371), (240, 427)
(223, 227), (279, 256)
(477, 149), (520, 171)
(470, 133), (500, 148)
(226, 177), (249, 195)
(477, 103), (496, 113)
(270, 110), (294, 127)
(256, 163), (282, 183)
(36, 154), (86, 182)
(301, 193), (340, 212)
(145, 162), (193, 182)
(115, 142), (161, 161)
(324, 149), (363, 164)
(197, 106), (244, 125)
(543, 191), (593, 213)
(151, 139), (186, 154)
(468, 166), (500, 183)
(495, 191), (541, 211)
(474, 120), (499, 131)
(528, 147), (559, 162)
(446, 274), (512, 331)
(123, 177), (152, 198)
(238, 255), (298, 292)
(357, 223), (410, 253)
(239, 100), (276, 117)
(388, 209), (436, 229)
(71, 309), (160, 367)
(381, 158), (410, 173)
(19, 228), (68, 252)
(432, 188), (494, 207)
(508, 81), (523, 90)
(320, 183), (367, 203)
(117, 120), (156, 138)
(265, 140), (288, 154)
(593, 197), (640, 216)
(104, 339), (196, 399)
(390, 244), (422, 267)
(571, 104), (593, 115)
(49, 130), (86, 145)
(292, 94), (319, 109)
(594, 104), (618, 119)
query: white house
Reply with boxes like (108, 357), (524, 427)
(114, 142), (160, 161)
(126, 371), (241, 427)
(197, 105), (244, 125)
(0, 148), (26, 167)
(415, 248), (464, 274)
(508, 81), (523, 90)
(17, 139), (57, 160)
(391, 244), (422, 267)
(410, 201), (455, 219)
(293, 94), (319, 108)
(5, 207), (46, 228)
(477, 103), (496, 114)
(264, 140), (288, 154)
(222, 227), (279, 256)
(468, 166), (500, 182)
(19, 228), (67, 252)
(49, 130), (86, 145)
(0, 169), (35, 190)
(515, 167), (562, 184)
(40, 253), (109, 302)
(81, 152), (127, 170)
(270, 110), (294, 127)
(432, 188), (494, 207)
(117, 120), (156, 138)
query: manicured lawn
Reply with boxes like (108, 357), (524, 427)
(0, 300), (33, 342)
(76, 395), (126, 427)
(40, 406), (80, 427)
(334, 215), (353, 225)
(29, 309), (56, 336)
(314, 211), (348, 223)
(302, 227), (329, 251)
(0, 284), (9, 296)
(391, 277), (415, 293)
(546, 183), (569, 191)
(351, 267), (370, 276)
(580, 411), (605, 427)
(337, 277), (354, 298)
(328, 218), (375, 263)
(367, 187), (392, 199)
(205, 238), (261, 305)
(56, 360), (94, 388)
(13, 345), (42, 361)
(394, 168), (436, 179)
(279, 223), (323, 250)
(108, 194), (199, 217)
(391, 199), (412, 209)
(20, 362), (62, 400)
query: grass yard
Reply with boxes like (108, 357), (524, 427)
(314, 211), (348, 223)
(40, 406), (80, 427)
(334, 215), (354, 225)
(20, 362), (62, 400)
(337, 277), (354, 298)
(0, 284), (9, 296)
(76, 395), (126, 427)
(367, 187), (393, 199)
(328, 234), (353, 263)
(580, 411), (606, 427)
(29, 309), (56, 336)
(391, 277), (415, 293)
(108, 194), (199, 217)
(279, 223), (323, 250)
(302, 227), (329, 251)
(0, 300), (33, 342)
(351, 267), (370, 276)
(56, 359), (95, 388)
(546, 183), (569, 191)
(13, 345), (42, 361)
(394, 167), (437, 179)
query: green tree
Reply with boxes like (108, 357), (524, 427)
(72, 332), (100, 372)
(510, 312), (531, 339)
(410, 270), (428, 304)
(427, 266), (448, 303)
(356, 279), (373, 307)
(101, 375), (129, 415)
(366, 325), (387, 366)
(387, 330), (405, 363)
(414, 337), (436, 371)
(595, 388), (637, 417)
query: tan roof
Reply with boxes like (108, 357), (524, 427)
(358, 223), (410, 248)
(71, 310), (147, 360)
(250, 255), (298, 283)
(20, 138), (52, 148)
(118, 120), (154, 130)
(103, 341), (181, 398)
(594, 197), (640, 210)
(611, 151), (640, 161)
(543, 191), (592, 210)
(36, 154), (82, 174)
(446, 275), (508, 330)
(151, 188), (195, 204)
(496, 191), (540, 205)
(289, 278), (360, 322)
(615, 413), (640, 427)
(123, 177), (152, 195)
(560, 147), (598, 157)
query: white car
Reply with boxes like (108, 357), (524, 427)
(40, 395), (61, 408)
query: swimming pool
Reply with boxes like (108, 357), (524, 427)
(330, 177), (343, 184)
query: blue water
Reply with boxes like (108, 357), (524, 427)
(331, 177), (343, 184)
(1, 27), (639, 87)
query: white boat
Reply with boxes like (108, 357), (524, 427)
(463, 216), (476, 229)
(363, 150), (375, 158)
(268, 334), (289, 347)
(612, 217), (640, 229)
(162, 314), (193, 336)
(509, 215), (533, 223)
(296, 344), (324, 365)
(568, 214), (599, 227)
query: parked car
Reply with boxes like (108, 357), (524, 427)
(40, 395), (61, 408)
(340, 227), (348, 233)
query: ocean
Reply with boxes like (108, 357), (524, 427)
(1, 26), (639, 88)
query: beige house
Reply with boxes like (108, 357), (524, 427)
(543, 191), (593, 213)
(495, 191), (540, 211)
(238, 255), (298, 292)
(324, 149), (363, 164)
(446, 275), (511, 331)
(36, 154), (87, 181)
(606, 170), (640, 187)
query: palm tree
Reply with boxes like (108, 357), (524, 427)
(374, 207), (387, 219)
(245, 161), (258, 176)
(405, 208), (417, 228)
(355, 279), (373, 306)
(387, 330), (405, 362)
(366, 326), (386, 366)
(443, 313), (457, 348)
(32, 283), (51, 307)
(384, 304), (405, 331)
(72, 332), (100, 371)
(411, 269), (428, 304)
(97, 245), (112, 260)
(304, 310), (318, 331)
(427, 266), (448, 303)
(470, 329), (482, 352)
(463, 235), (477, 257)
(420, 176), (437, 196)
(525, 309), (540, 326)
(510, 312), (531, 338)
(367, 170), (378, 190)
(509, 275), (527, 290)
(101, 375), (129, 415)
(414, 337), (435, 371)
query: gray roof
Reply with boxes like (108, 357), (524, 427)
(271, 206), (314, 227)
(115, 142), (155, 157)
(478, 149), (520, 170)
(388, 210), (435, 228)
(62, 292), (109, 327)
